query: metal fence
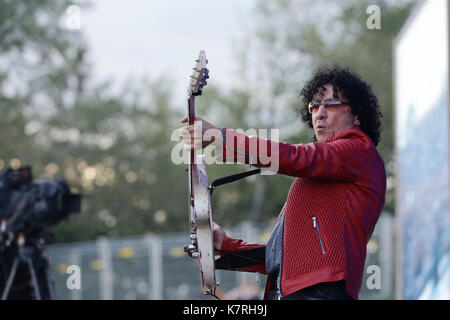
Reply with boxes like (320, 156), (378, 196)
(45, 213), (394, 300)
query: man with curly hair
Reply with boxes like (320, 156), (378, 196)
(179, 66), (386, 300)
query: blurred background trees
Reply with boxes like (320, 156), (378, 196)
(0, 0), (417, 242)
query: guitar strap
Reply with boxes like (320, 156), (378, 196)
(215, 247), (265, 270)
(209, 169), (261, 195)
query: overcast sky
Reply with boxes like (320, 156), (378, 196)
(80, 0), (257, 107)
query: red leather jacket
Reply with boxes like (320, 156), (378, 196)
(217, 128), (386, 299)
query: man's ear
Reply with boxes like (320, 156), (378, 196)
(353, 115), (361, 127)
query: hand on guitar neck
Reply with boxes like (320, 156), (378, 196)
(179, 116), (222, 151)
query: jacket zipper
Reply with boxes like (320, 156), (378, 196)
(312, 216), (325, 254)
(277, 209), (286, 299)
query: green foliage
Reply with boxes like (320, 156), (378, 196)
(44, 78), (186, 241)
(0, 1), (187, 241)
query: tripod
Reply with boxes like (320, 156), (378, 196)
(1, 234), (55, 300)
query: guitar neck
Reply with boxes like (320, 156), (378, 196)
(188, 95), (196, 161)
(187, 96), (195, 209)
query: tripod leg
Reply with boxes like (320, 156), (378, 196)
(33, 253), (56, 300)
(44, 265), (56, 300)
(26, 258), (41, 300)
(1, 257), (20, 300)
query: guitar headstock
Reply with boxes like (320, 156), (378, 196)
(188, 50), (209, 97)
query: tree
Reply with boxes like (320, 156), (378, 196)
(0, 0), (87, 164)
(0, 1), (188, 241)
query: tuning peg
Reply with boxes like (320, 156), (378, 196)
(183, 244), (199, 258)
(184, 244), (196, 252)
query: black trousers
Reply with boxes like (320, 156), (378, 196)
(271, 280), (353, 300)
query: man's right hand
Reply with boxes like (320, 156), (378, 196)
(179, 116), (222, 150)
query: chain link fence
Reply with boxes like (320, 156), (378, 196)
(45, 213), (394, 300)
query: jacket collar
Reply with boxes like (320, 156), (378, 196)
(321, 128), (364, 144)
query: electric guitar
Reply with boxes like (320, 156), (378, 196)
(183, 51), (264, 298)
(184, 50), (217, 296)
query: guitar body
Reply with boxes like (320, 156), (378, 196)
(191, 155), (217, 294)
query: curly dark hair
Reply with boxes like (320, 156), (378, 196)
(300, 66), (383, 146)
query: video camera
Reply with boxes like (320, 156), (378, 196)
(0, 166), (81, 235)
(0, 166), (81, 300)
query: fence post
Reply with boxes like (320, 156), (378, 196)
(69, 249), (82, 300)
(379, 212), (394, 298)
(147, 235), (163, 299)
(97, 237), (113, 300)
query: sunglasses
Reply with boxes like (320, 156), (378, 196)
(308, 99), (350, 114)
